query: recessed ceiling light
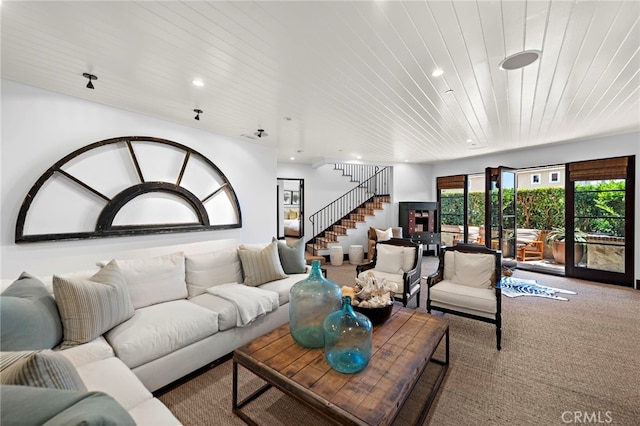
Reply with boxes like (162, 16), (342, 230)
(499, 50), (541, 70)
(466, 139), (473, 143)
(192, 79), (204, 87)
(445, 89), (454, 95)
(283, 116), (292, 121)
(290, 156), (295, 161)
(431, 68), (444, 77)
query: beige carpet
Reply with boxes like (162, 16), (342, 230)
(158, 257), (640, 425)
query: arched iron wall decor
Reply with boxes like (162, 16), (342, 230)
(16, 136), (242, 243)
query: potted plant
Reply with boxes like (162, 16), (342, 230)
(545, 227), (587, 265)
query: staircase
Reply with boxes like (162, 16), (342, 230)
(307, 166), (391, 257)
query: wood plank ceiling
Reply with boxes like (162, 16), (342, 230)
(2, 1), (639, 164)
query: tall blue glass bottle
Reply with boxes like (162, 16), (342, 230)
(289, 260), (342, 348)
(323, 296), (372, 374)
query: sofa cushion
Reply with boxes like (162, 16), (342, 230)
(0, 386), (135, 426)
(185, 248), (243, 297)
(112, 252), (187, 309)
(53, 261), (134, 349)
(259, 273), (308, 306)
(429, 280), (497, 317)
(452, 251), (494, 289)
(127, 398), (181, 426)
(75, 356), (152, 411)
(104, 300), (219, 369)
(273, 238), (306, 274)
(56, 336), (114, 368)
(375, 244), (405, 274)
(0, 273), (63, 350)
(238, 241), (287, 286)
(188, 293), (238, 331)
(0, 350), (86, 391)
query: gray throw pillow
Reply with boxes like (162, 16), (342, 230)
(273, 238), (307, 274)
(1, 350), (86, 391)
(1, 386), (135, 426)
(0, 272), (63, 350)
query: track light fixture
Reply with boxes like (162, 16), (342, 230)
(82, 73), (97, 90)
(254, 128), (268, 138)
(193, 109), (203, 121)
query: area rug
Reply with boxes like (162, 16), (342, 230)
(500, 277), (577, 300)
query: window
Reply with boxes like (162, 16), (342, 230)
(549, 172), (560, 183)
(531, 174), (541, 184)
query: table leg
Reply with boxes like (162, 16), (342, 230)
(232, 360), (274, 426)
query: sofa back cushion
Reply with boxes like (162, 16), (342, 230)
(185, 248), (243, 297)
(111, 252), (187, 309)
(451, 251), (495, 289)
(53, 262), (135, 348)
(0, 273), (63, 350)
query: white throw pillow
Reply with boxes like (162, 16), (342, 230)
(443, 251), (456, 280)
(401, 247), (416, 272)
(375, 227), (393, 242)
(185, 248), (243, 297)
(451, 251), (494, 289)
(375, 244), (404, 274)
(111, 252), (187, 309)
(238, 241), (287, 286)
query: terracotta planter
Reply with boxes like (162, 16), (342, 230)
(551, 241), (584, 265)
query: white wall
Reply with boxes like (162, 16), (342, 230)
(1, 81), (276, 278)
(430, 133), (640, 284)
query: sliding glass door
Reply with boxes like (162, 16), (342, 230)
(565, 156), (635, 286)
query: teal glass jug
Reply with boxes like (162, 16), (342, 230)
(289, 260), (342, 348)
(323, 296), (372, 373)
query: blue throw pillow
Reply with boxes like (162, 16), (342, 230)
(0, 386), (135, 426)
(0, 273), (63, 350)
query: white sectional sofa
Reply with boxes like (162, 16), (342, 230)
(0, 239), (311, 425)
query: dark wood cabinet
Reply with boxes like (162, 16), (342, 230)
(399, 202), (440, 254)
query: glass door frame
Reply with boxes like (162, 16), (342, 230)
(484, 166), (517, 260)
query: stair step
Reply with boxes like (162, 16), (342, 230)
(349, 213), (365, 222)
(332, 225), (348, 235)
(341, 219), (357, 228)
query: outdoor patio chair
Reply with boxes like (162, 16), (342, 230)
(516, 229), (544, 261)
(426, 244), (502, 350)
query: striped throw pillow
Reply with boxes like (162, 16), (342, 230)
(238, 241), (287, 286)
(53, 261), (134, 349)
(0, 350), (86, 390)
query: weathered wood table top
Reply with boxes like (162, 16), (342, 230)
(232, 307), (449, 426)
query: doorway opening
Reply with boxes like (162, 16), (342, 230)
(277, 178), (304, 241)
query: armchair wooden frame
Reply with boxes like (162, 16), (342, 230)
(426, 244), (502, 350)
(356, 238), (423, 308)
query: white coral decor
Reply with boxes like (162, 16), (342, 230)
(352, 271), (397, 308)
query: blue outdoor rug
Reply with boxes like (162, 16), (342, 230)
(501, 277), (577, 301)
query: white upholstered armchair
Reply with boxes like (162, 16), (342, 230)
(426, 244), (502, 350)
(356, 239), (423, 307)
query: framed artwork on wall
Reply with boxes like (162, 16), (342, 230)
(291, 191), (300, 204)
(283, 190), (292, 204)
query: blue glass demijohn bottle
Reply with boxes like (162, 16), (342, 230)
(289, 260), (342, 348)
(323, 296), (372, 374)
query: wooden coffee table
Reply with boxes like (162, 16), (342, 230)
(232, 307), (449, 426)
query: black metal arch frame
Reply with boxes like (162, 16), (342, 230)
(15, 136), (242, 243)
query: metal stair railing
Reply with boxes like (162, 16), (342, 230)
(309, 167), (390, 252)
(333, 163), (381, 183)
